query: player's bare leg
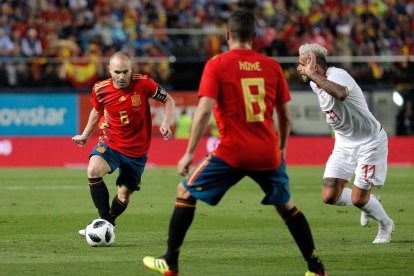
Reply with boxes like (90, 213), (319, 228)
(322, 178), (394, 243)
(321, 178), (351, 206)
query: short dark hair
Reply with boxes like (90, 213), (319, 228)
(227, 10), (255, 42)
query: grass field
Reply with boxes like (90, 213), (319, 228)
(0, 166), (413, 276)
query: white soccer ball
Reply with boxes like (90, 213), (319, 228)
(85, 219), (115, 247)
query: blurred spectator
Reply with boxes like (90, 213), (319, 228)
(21, 28), (42, 57)
(396, 99), (414, 135)
(0, 27), (14, 56)
(0, 0), (412, 90)
(206, 116), (220, 153)
(174, 109), (192, 139)
(308, 27), (333, 52)
(68, 0), (88, 11)
(0, 27), (15, 86)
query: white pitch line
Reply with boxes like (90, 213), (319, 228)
(6, 185), (86, 190)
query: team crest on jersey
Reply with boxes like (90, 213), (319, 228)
(131, 95), (141, 107)
(96, 146), (106, 153)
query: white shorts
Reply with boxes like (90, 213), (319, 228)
(323, 128), (388, 190)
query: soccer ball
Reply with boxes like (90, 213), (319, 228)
(85, 219), (115, 247)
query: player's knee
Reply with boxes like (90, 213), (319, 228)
(117, 194), (130, 205)
(351, 187), (370, 207)
(322, 179), (340, 205)
(351, 196), (367, 208)
(177, 182), (192, 199)
(117, 186), (133, 204)
(321, 191), (337, 205)
(322, 194), (337, 205)
(87, 165), (101, 178)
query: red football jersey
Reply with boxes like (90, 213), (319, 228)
(198, 49), (291, 170)
(91, 74), (160, 157)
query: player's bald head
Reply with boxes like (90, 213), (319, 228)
(108, 52), (133, 89)
(109, 51), (132, 68)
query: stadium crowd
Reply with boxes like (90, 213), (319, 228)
(0, 0), (413, 90)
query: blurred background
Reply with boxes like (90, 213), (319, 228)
(0, 0), (413, 166)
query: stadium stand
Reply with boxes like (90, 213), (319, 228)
(0, 0), (412, 91)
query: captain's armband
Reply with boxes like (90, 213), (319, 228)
(152, 86), (168, 103)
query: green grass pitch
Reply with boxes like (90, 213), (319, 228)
(0, 166), (413, 276)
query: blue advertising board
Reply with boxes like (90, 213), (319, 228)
(0, 93), (78, 136)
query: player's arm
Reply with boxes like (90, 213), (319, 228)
(160, 93), (175, 141)
(275, 102), (291, 160)
(305, 51), (348, 101)
(177, 96), (215, 176)
(72, 108), (100, 147)
(152, 86), (175, 140)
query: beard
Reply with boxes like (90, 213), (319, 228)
(299, 74), (310, 83)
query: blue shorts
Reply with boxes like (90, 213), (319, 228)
(183, 154), (290, 206)
(90, 142), (148, 191)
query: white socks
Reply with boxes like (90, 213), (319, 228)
(334, 188), (390, 226)
(335, 187), (353, 206)
(360, 194), (390, 226)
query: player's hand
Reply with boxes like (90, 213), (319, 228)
(72, 135), (88, 147)
(177, 152), (194, 176)
(159, 124), (172, 140)
(304, 51), (317, 76)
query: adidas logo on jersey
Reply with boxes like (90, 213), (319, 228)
(119, 95), (126, 101)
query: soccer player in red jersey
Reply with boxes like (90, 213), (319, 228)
(143, 10), (327, 276)
(72, 51), (175, 235)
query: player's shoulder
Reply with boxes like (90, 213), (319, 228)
(93, 78), (111, 92)
(327, 66), (350, 77)
(131, 73), (155, 86)
(202, 54), (223, 71)
(326, 67), (355, 85)
(131, 73), (150, 80)
(206, 53), (222, 64)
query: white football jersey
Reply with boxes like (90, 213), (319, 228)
(310, 67), (381, 144)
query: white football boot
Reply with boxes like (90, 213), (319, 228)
(373, 218), (395, 244)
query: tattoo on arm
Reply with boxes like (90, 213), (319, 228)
(309, 73), (348, 101)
